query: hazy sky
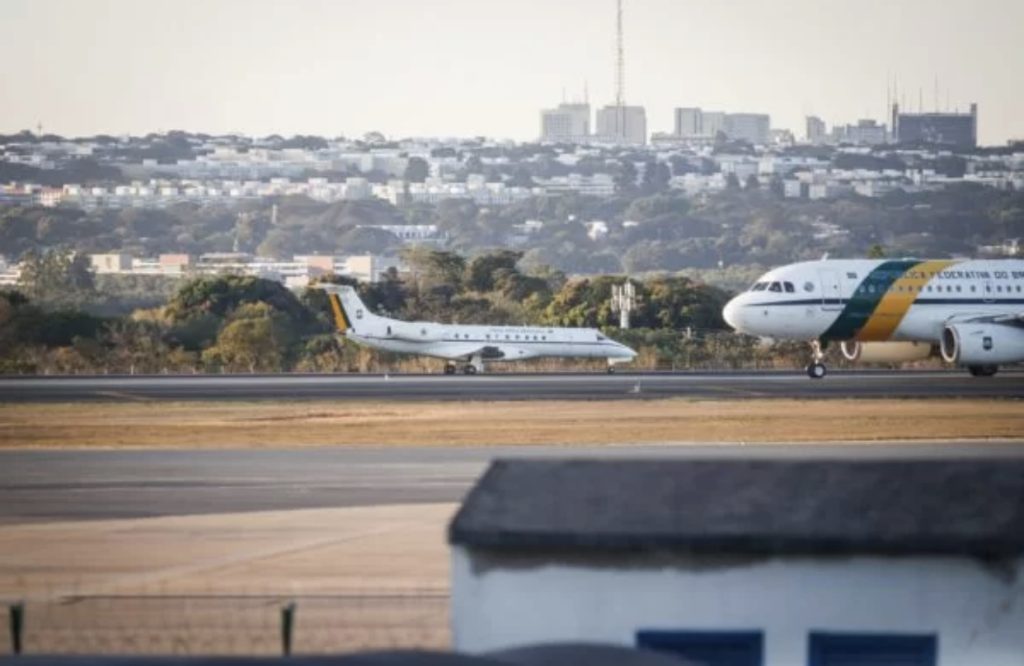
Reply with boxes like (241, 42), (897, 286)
(2, 0), (1022, 144)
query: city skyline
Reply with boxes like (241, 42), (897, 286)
(2, 0), (1023, 144)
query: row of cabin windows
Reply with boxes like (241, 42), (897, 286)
(750, 280), (1023, 296)
(450, 332), (550, 341)
(858, 283), (1023, 295)
(445, 333), (607, 342)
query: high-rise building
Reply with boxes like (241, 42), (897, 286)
(540, 103), (591, 143)
(702, 112), (727, 139)
(724, 113), (771, 145)
(595, 105), (647, 145)
(672, 108), (768, 143)
(833, 119), (888, 146)
(893, 103), (977, 147)
(806, 116), (827, 144)
(674, 108), (703, 138)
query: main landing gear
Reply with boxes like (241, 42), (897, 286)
(967, 364), (998, 377)
(805, 339), (827, 379)
(445, 356), (484, 375)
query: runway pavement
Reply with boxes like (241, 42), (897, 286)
(1, 442), (1022, 524)
(0, 370), (1021, 402)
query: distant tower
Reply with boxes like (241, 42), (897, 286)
(615, 0), (625, 110)
(611, 280), (636, 330)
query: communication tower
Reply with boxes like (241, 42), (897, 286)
(615, 0), (625, 131)
(611, 280), (636, 329)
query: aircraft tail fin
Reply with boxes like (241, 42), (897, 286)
(318, 284), (375, 334)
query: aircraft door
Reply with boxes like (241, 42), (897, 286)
(819, 270), (843, 311)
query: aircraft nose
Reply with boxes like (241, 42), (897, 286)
(723, 296), (745, 332)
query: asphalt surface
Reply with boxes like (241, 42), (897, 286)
(1, 443), (1022, 524)
(0, 370), (1021, 402)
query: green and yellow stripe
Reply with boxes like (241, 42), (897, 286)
(822, 259), (960, 342)
(328, 293), (351, 332)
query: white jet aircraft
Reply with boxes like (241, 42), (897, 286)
(320, 284), (637, 374)
(722, 257), (1024, 379)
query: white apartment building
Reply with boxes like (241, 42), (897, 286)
(673, 108), (769, 144)
(595, 105), (647, 145)
(540, 103), (591, 143)
(540, 174), (615, 197)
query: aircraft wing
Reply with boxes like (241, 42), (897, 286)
(434, 343), (537, 361)
(990, 312), (1024, 326)
(950, 312), (1024, 326)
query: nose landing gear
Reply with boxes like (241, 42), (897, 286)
(805, 339), (828, 379)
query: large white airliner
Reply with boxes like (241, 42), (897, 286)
(722, 258), (1024, 378)
(320, 285), (637, 374)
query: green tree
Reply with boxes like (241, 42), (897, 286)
(403, 156), (430, 183)
(614, 160), (639, 195)
(464, 250), (523, 293)
(17, 250), (95, 309)
(201, 303), (295, 372)
(464, 155), (484, 174)
(640, 161), (671, 195)
(868, 243), (887, 259)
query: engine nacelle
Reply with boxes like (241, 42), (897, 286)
(941, 322), (1024, 365)
(840, 340), (934, 364)
(390, 323), (444, 342)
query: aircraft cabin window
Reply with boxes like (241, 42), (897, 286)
(804, 282), (814, 292)
(783, 282), (795, 293)
(956, 285), (962, 292)
(768, 282), (782, 292)
(971, 285), (976, 292)
(387, 326), (392, 335)
(421, 328), (427, 336)
(986, 285), (992, 292)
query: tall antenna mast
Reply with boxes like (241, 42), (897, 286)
(615, 0), (624, 108)
(615, 0), (626, 141)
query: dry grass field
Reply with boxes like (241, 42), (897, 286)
(1, 398), (1022, 448)
(0, 504), (455, 654)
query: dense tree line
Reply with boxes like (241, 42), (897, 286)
(0, 248), (830, 375)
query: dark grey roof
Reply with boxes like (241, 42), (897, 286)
(0, 654), (510, 666)
(487, 643), (696, 666)
(448, 459), (1024, 557)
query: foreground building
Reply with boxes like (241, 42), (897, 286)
(450, 459), (1024, 665)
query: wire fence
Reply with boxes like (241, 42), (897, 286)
(3, 594), (450, 656)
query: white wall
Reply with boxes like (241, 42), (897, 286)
(451, 547), (1024, 666)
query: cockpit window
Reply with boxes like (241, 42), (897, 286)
(596, 334), (607, 341)
(768, 282), (782, 292)
(750, 282), (768, 292)
(783, 282), (795, 293)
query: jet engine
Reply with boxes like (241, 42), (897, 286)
(840, 340), (934, 363)
(940, 322), (1024, 365)
(390, 324), (445, 342)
